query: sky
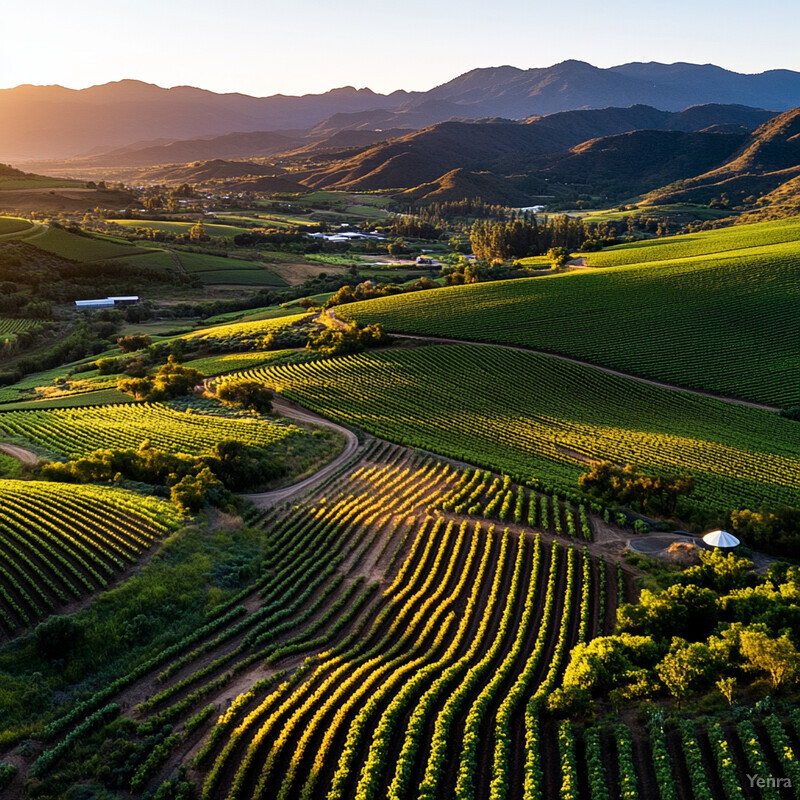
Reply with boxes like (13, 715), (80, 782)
(1, 0), (799, 96)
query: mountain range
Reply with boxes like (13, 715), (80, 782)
(6, 60), (800, 162)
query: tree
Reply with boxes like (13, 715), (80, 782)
(189, 219), (209, 242)
(117, 334), (152, 353)
(716, 676), (736, 706)
(547, 246), (570, 270)
(217, 381), (274, 413)
(170, 467), (225, 514)
(739, 628), (799, 690)
(579, 461), (694, 517)
(116, 356), (204, 402)
(656, 639), (714, 707)
(683, 548), (754, 592)
(387, 238), (408, 257)
(35, 615), (81, 659)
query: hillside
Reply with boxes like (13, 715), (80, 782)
(134, 159), (308, 192)
(524, 129), (748, 198)
(647, 106), (800, 205)
(336, 217), (800, 407)
(399, 168), (535, 205)
(82, 130), (302, 167)
(0, 163), (80, 190)
(298, 111), (758, 202)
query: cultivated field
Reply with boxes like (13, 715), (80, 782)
(232, 343), (800, 513)
(0, 319), (42, 339)
(336, 223), (800, 407)
(0, 402), (306, 459)
(0, 480), (180, 636)
(21, 443), (630, 798)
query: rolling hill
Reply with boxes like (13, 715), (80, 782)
(336, 217), (800, 408)
(297, 108), (763, 202)
(133, 159), (308, 192)
(647, 106), (800, 206)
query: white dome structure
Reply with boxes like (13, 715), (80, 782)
(703, 530), (740, 548)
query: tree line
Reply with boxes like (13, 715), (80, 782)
(470, 215), (592, 260)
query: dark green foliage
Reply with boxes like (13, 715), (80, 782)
(617, 583), (718, 640)
(34, 614), (82, 660)
(216, 380), (274, 413)
(547, 246), (571, 269)
(307, 321), (390, 356)
(0, 763), (17, 790)
(730, 506), (800, 558)
(39, 439), (284, 499)
(470, 214), (588, 261)
(116, 356), (204, 401)
(170, 467), (226, 513)
(117, 334), (152, 353)
(579, 461), (695, 517)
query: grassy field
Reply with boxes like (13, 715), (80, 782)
(0, 216), (33, 236)
(213, 212), (313, 228)
(0, 175), (78, 190)
(27, 227), (151, 262)
(121, 250), (181, 273)
(173, 251), (288, 286)
(245, 343), (800, 514)
(203, 304), (303, 325)
(580, 203), (734, 223)
(111, 219), (252, 239)
(336, 221), (800, 407)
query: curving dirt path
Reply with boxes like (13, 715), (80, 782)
(240, 398), (360, 507)
(391, 334), (780, 412)
(0, 442), (39, 466)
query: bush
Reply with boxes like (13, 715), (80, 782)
(170, 467), (227, 513)
(117, 334), (152, 353)
(117, 356), (204, 402)
(580, 461), (694, 517)
(34, 614), (82, 659)
(217, 381), (274, 413)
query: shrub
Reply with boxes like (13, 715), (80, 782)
(117, 334), (152, 353)
(217, 380), (274, 413)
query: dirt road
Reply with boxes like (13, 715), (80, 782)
(240, 399), (360, 507)
(0, 443), (39, 466)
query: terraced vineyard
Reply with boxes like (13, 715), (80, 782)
(228, 343), (800, 513)
(0, 402), (304, 458)
(0, 318), (42, 339)
(0, 480), (180, 635)
(335, 224), (800, 407)
(27, 443), (622, 798)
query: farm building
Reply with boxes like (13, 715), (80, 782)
(75, 295), (139, 309)
(75, 298), (114, 309)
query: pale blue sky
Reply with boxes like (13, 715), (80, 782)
(1, 0), (798, 95)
